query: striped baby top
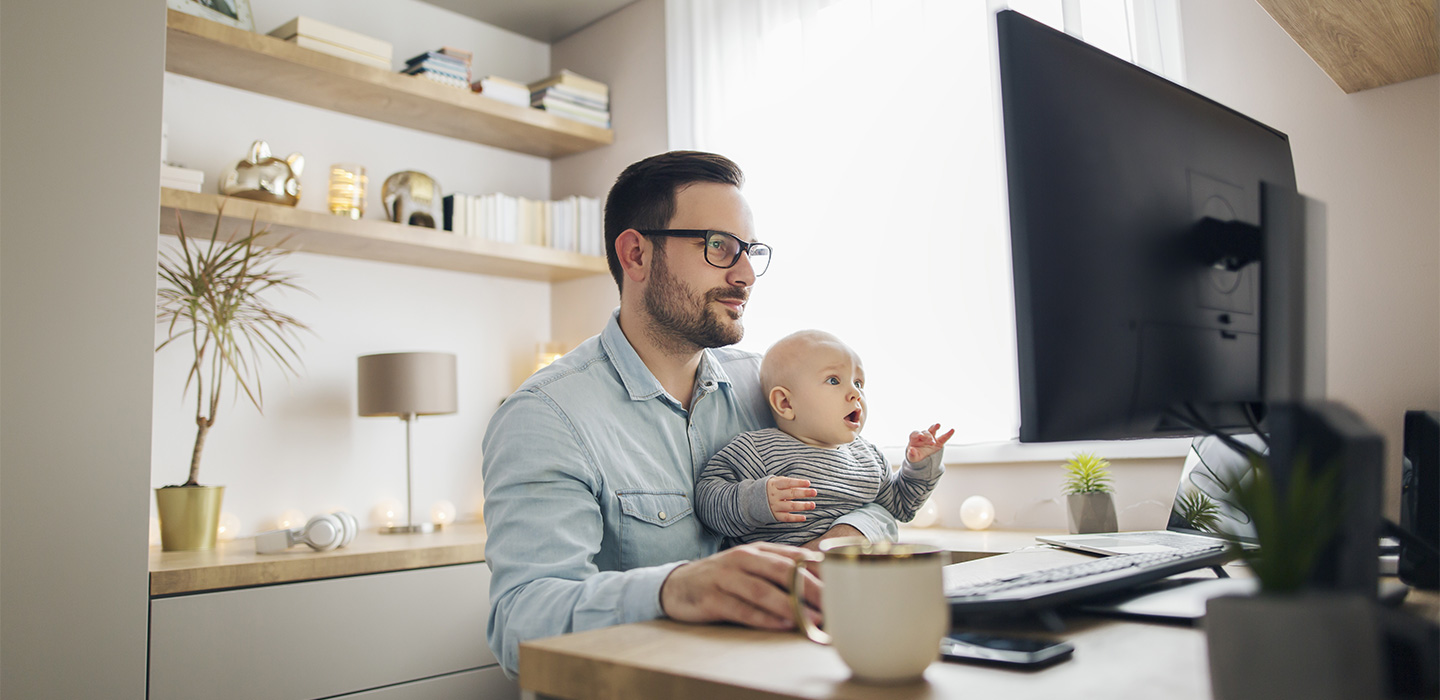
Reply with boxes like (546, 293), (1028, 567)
(694, 427), (944, 546)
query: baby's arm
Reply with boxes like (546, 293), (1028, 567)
(873, 424), (953, 521)
(695, 436), (814, 537)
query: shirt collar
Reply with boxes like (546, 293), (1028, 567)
(600, 309), (734, 402)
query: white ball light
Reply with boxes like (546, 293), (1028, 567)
(430, 500), (457, 527)
(959, 495), (996, 530)
(277, 509), (307, 530)
(909, 500), (941, 528)
(217, 512), (242, 541)
(373, 499), (403, 528)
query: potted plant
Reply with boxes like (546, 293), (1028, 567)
(1061, 451), (1117, 533)
(1204, 445), (1384, 700)
(1174, 488), (1221, 533)
(154, 209), (311, 551)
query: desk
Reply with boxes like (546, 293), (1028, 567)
(516, 534), (1440, 700)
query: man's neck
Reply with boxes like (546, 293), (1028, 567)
(618, 306), (704, 412)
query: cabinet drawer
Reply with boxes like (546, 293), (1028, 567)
(347, 666), (517, 699)
(149, 563), (492, 700)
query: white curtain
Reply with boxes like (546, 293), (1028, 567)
(666, 0), (1184, 448)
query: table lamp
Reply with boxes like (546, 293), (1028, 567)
(357, 351), (458, 534)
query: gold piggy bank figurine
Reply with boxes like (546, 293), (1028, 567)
(220, 140), (304, 206)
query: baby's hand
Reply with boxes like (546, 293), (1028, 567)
(907, 423), (955, 463)
(768, 476), (817, 523)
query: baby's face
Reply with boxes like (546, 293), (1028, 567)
(779, 341), (867, 448)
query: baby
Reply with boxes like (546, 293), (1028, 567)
(695, 330), (953, 546)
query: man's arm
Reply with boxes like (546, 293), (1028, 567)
(828, 502), (900, 543)
(482, 392), (679, 678)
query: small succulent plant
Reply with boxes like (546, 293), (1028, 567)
(1175, 488), (1221, 533)
(1062, 452), (1114, 495)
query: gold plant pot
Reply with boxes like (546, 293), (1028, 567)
(155, 485), (225, 551)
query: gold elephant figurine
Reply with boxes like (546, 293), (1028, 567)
(382, 171), (441, 228)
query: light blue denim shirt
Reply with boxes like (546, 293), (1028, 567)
(481, 310), (899, 677)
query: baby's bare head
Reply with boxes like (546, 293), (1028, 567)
(761, 330), (851, 393)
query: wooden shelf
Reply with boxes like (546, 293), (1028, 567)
(149, 522), (488, 596)
(160, 188), (609, 282)
(164, 9), (613, 158)
(1257, 0), (1438, 93)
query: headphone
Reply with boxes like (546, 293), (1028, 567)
(255, 511), (359, 555)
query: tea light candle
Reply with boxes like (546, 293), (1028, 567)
(328, 163), (366, 219)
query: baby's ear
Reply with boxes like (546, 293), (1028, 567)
(769, 386), (794, 420)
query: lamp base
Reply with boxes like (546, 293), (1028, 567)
(380, 523), (438, 535)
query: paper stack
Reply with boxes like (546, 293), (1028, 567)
(161, 164), (205, 193)
(268, 17), (393, 70)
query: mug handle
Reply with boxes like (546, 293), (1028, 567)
(790, 550), (831, 645)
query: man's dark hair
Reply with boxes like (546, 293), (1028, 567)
(603, 151), (745, 291)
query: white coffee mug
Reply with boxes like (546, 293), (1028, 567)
(789, 538), (949, 683)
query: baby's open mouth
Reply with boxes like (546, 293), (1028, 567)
(844, 409), (862, 426)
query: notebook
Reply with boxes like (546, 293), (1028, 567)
(1037, 434), (1264, 556)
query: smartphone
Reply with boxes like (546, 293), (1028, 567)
(940, 632), (1074, 668)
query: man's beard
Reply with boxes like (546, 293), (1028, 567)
(643, 248), (746, 352)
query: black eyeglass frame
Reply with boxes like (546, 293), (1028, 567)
(636, 229), (773, 276)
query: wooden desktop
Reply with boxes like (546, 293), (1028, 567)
(516, 531), (1440, 700)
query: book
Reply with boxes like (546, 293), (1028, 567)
(527, 69), (609, 100)
(438, 46), (472, 63)
(534, 96), (611, 128)
(476, 77), (530, 107)
(531, 83), (609, 111)
(404, 51), (469, 70)
(287, 35), (390, 70)
(267, 16), (393, 62)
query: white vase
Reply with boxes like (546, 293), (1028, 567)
(1205, 593), (1383, 700)
(1065, 492), (1117, 533)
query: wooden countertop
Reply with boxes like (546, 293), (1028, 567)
(148, 522), (487, 596)
(144, 525), (1043, 597)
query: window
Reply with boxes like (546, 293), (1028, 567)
(667, 0), (1184, 447)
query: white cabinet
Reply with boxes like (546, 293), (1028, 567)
(148, 563), (515, 700)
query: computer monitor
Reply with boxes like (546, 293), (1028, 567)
(996, 10), (1383, 598)
(997, 10), (1300, 442)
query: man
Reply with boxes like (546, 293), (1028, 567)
(481, 151), (898, 676)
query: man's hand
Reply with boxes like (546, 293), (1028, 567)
(767, 476), (817, 522)
(802, 523), (867, 551)
(660, 543), (822, 629)
(906, 423), (955, 464)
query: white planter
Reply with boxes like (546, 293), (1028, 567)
(1065, 492), (1117, 534)
(1205, 593), (1383, 700)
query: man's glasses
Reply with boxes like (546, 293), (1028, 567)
(637, 229), (772, 276)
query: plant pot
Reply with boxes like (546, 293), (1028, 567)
(1205, 592), (1382, 700)
(155, 485), (225, 551)
(1065, 492), (1117, 533)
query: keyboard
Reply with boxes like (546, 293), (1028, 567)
(946, 545), (1236, 618)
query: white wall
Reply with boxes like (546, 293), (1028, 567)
(1, 0), (162, 695)
(548, 0), (671, 348)
(152, 0), (574, 536)
(1179, 0), (1440, 517)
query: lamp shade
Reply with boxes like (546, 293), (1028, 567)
(357, 352), (458, 417)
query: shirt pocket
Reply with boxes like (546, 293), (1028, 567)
(616, 490), (694, 527)
(615, 490), (701, 570)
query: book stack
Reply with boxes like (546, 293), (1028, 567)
(402, 47), (472, 90)
(161, 164), (205, 193)
(443, 192), (603, 256)
(473, 75), (530, 108)
(528, 70), (610, 129)
(268, 17), (393, 70)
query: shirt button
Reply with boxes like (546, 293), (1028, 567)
(658, 511), (668, 520)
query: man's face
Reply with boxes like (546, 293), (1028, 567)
(642, 183), (758, 350)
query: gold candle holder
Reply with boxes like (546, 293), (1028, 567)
(328, 163), (367, 219)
